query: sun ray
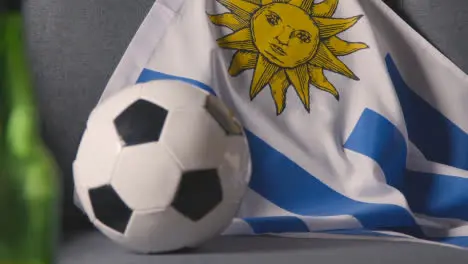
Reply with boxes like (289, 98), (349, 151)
(251, 55), (280, 99)
(310, 43), (358, 80)
(244, 0), (262, 4)
(288, 0), (314, 13)
(262, 0), (289, 4)
(217, 28), (257, 51)
(311, 0), (339, 17)
(286, 64), (311, 111)
(217, 0), (260, 21)
(314, 15), (363, 39)
(269, 70), (290, 115)
(323, 36), (368, 56)
(308, 65), (339, 99)
(208, 13), (249, 31)
(229, 51), (259, 76)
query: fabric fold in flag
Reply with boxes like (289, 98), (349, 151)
(385, 55), (468, 172)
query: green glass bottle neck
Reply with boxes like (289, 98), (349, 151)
(3, 13), (35, 108)
(1, 11), (42, 157)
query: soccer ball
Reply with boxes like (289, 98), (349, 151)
(72, 80), (251, 253)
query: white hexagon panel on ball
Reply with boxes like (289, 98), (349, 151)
(111, 143), (182, 211)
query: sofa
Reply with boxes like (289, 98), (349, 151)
(23, 0), (468, 263)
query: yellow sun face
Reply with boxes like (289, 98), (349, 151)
(252, 3), (320, 68)
(209, 0), (368, 115)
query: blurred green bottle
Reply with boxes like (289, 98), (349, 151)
(0, 0), (60, 264)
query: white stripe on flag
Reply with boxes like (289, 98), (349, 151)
(238, 188), (363, 232)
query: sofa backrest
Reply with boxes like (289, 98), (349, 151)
(385, 0), (468, 73)
(23, 0), (468, 231)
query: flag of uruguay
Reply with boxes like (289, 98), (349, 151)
(101, 0), (468, 248)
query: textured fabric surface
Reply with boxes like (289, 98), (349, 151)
(59, 231), (468, 264)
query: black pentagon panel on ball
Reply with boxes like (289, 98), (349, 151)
(205, 95), (243, 136)
(114, 99), (168, 146)
(172, 169), (223, 221)
(89, 185), (132, 234)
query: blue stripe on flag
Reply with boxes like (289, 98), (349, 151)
(432, 237), (468, 247)
(385, 55), (468, 171)
(246, 131), (422, 234)
(137, 69), (422, 236)
(383, 55), (468, 221)
(137, 68), (216, 95)
(406, 171), (468, 221)
(344, 108), (407, 190)
(342, 107), (468, 222)
(244, 216), (309, 234)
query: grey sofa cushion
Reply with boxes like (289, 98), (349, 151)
(60, 231), (468, 264)
(25, 0), (468, 231)
(385, 0), (468, 73)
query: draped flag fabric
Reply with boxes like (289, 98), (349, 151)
(99, 0), (468, 248)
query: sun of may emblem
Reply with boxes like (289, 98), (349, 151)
(208, 0), (368, 115)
